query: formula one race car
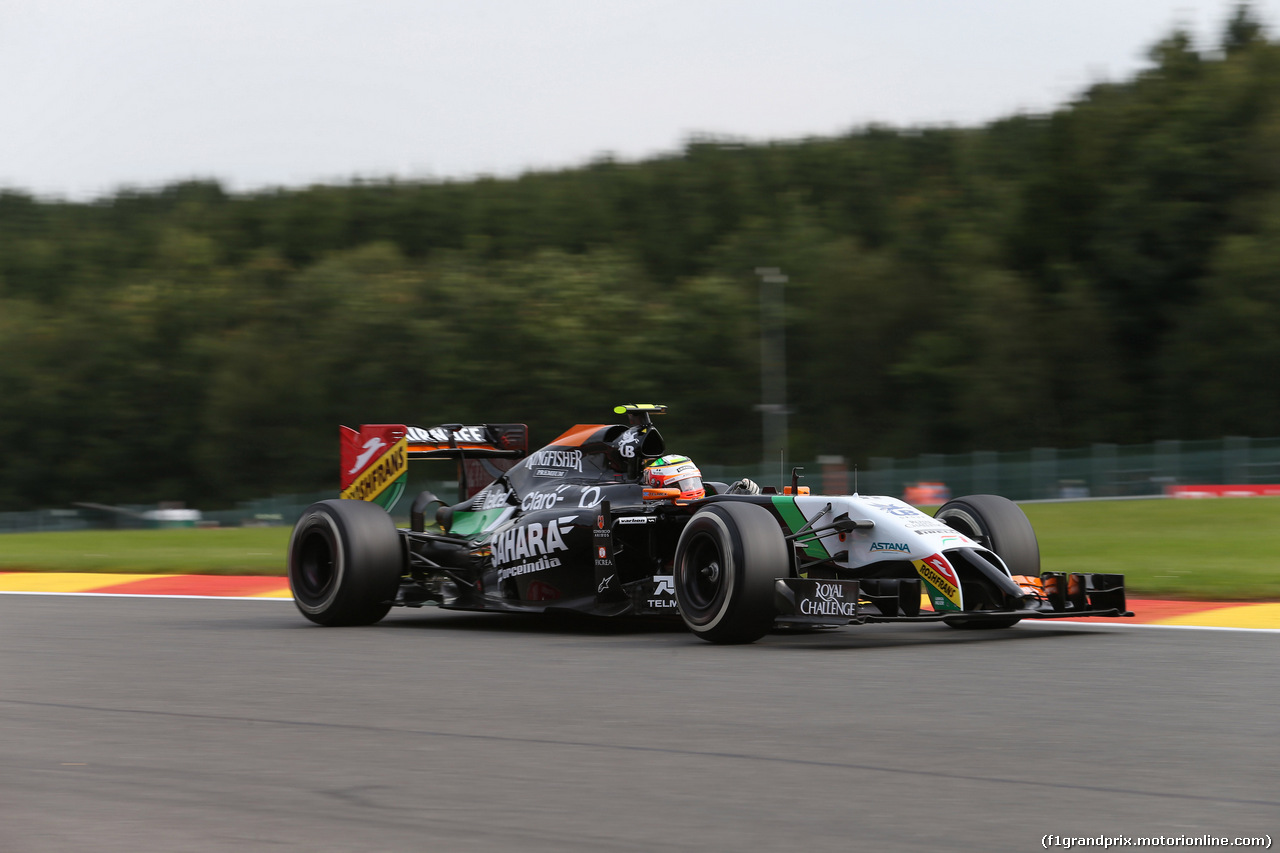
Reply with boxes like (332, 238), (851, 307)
(287, 405), (1132, 643)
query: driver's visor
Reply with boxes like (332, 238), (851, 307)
(674, 475), (705, 501)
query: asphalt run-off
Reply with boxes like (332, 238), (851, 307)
(1, 592), (1276, 853)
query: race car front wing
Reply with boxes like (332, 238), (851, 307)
(773, 572), (1133, 626)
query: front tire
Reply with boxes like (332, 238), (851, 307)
(674, 501), (789, 644)
(935, 495), (1039, 630)
(288, 499), (404, 626)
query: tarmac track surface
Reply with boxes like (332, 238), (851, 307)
(1, 596), (1276, 853)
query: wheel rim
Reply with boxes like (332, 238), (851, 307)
(680, 531), (727, 614)
(296, 527), (337, 602)
(937, 508), (989, 549)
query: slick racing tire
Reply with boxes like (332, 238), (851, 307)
(674, 501), (788, 644)
(935, 495), (1039, 630)
(288, 499), (404, 626)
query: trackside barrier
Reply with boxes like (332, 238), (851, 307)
(855, 436), (1280, 502)
(1166, 484), (1280, 498)
(2, 438), (1279, 532)
(702, 436), (1280, 503)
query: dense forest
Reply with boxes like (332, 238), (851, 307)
(2, 8), (1279, 510)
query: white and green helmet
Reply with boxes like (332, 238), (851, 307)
(642, 455), (705, 501)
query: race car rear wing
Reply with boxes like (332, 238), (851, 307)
(402, 423), (529, 460)
(340, 423), (528, 509)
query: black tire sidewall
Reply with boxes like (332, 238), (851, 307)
(674, 509), (740, 632)
(935, 494), (1039, 630)
(674, 501), (787, 643)
(934, 494), (1040, 576)
(288, 506), (346, 614)
(287, 499), (402, 626)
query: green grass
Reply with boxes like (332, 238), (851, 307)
(0, 527), (291, 575)
(1021, 497), (1280, 600)
(1, 497), (1277, 599)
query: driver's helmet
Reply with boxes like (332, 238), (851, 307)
(642, 455), (705, 502)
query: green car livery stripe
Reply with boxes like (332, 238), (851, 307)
(449, 508), (508, 539)
(770, 496), (831, 560)
(371, 475), (406, 512)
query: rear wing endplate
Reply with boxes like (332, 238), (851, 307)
(340, 423), (528, 509)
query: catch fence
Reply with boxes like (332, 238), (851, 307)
(3, 436), (1278, 533)
(702, 436), (1280, 503)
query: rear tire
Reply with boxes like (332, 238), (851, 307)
(674, 501), (788, 644)
(288, 499), (403, 626)
(934, 495), (1039, 630)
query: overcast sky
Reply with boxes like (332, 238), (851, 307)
(1, 0), (1274, 200)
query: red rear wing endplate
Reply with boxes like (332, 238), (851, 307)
(340, 423), (529, 507)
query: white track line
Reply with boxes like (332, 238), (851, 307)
(1019, 620), (1280, 635)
